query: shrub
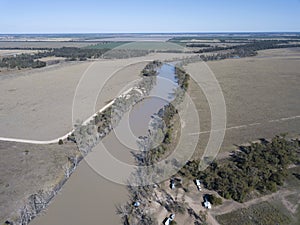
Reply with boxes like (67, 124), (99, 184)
(206, 194), (223, 206)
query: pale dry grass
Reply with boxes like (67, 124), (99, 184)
(186, 48), (300, 157)
(38, 56), (66, 62)
(0, 49), (40, 57)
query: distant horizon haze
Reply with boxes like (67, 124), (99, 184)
(0, 0), (299, 33)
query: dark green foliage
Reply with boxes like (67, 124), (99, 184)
(204, 194), (223, 205)
(194, 40), (300, 61)
(175, 67), (190, 91)
(179, 136), (299, 202)
(141, 60), (162, 76)
(186, 43), (211, 48)
(140, 102), (178, 165)
(58, 139), (63, 145)
(0, 47), (109, 69)
(36, 47), (108, 60)
(293, 173), (300, 180)
(179, 160), (200, 178)
(0, 54), (46, 69)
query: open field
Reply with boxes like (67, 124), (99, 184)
(85, 41), (131, 49)
(256, 47), (300, 58)
(38, 56), (66, 62)
(111, 41), (186, 51)
(215, 201), (291, 225)
(185, 48), (300, 156)
(0, 49), (40, 57)
(0, 141), (79, 223)
(90, 36), (171, 42)
(0, 41), (92, 49)
(0, 52), (194, 141)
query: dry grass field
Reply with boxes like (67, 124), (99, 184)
(215, 201), (291, 225)
(0, 52), (194, 141)
(185, 48), (300, 157)
(0, 41), (91, 49)
(0, 141), (79, 223)
(0, 49), (40, 57)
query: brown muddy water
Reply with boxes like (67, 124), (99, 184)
(31, 64), (178, 225)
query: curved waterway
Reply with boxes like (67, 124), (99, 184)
(31, 64), (179, 225)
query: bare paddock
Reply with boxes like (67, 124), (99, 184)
(186, 48), (300, 157)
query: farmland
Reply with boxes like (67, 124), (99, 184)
(185, 48), (300, 155)
(1, 33), (300, 225)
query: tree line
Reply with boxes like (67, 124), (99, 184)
(0, 54), (46, 69)
(195, 40), (300, 61)
(0, 47), (110, 69)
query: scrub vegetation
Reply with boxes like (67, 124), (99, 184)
(215, 201), (291, 225)
(179, 135), (300, 202)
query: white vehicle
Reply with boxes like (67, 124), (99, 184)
(133, 201), (140, 207)
(170, 179), (175, 189)
(164, 214), (175, 225)
(204, 197), (212, 209)
(195, 179), (202, 191)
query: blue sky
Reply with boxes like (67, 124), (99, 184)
(1, 0), (300, 33)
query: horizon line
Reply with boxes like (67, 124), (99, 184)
(1, 31), (300, 35)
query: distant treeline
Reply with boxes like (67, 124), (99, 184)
(36, 47), (109, 60)
(0, 54), (46, 69)
(196, 40), (300, 61)
(168, 35), (300, 42)
(0, 47), (110, 69)
(179, 135), (300, 203)
(185, 43), (211, 48)
(195, 40), (300, 53)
